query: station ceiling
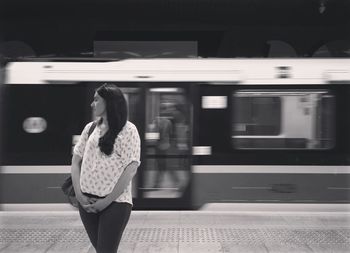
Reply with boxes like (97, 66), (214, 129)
(0, 0), (349, 25)
(0, 0), (349, 59)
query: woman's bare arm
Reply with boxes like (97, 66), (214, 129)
(71, 154), (92, 205)
(105, 161), (139, 203)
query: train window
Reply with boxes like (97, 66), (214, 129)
(145, 87), (190, 156)
(233, 95), (281, 136)
(232, 90), (335, 150)
(143, 87), (191, 198)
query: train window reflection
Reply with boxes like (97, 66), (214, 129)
(232, 90), (335, 150)
(145, 88), (190, 155)
(233, 96), (281, 135)
(144, 87), (191, 198)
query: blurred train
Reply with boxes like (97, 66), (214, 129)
(1, 58), (350, 210)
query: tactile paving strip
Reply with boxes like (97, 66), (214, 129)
(338, 229), (350, 240)
(0, 228), (89, 243)
(1, 228), (349, 244)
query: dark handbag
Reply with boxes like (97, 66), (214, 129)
(62, 121), (97, 207)
(61, 176), (78, 207)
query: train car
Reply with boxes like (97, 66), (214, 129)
(1, 58), (350, 211)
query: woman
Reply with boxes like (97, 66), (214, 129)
(71, 83), (140, 253)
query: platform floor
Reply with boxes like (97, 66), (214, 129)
(0, 210), (350, 253)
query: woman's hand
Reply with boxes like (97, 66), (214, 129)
(83, 198), (111, 213)
(77, 193), (97, 206)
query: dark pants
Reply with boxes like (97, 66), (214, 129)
(78, 201), (132, 253)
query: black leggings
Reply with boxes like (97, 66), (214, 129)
(78, 201), (132, 253)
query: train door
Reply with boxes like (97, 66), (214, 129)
(139, 84), (192, 209)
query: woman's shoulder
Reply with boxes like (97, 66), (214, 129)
(124, 121), (137, 130)
(81, 121), (92, 130)
(116, 121), (138, 140)
(85, 121), (96, 129)
(87, 121), (95, 126)
(81, 121), (98, 133)
(122, 121), (139, 134)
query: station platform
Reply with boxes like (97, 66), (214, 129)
(0, 208), (349, 253)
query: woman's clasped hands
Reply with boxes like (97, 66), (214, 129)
(78, 193), (111, 213)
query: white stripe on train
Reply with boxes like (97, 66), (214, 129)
(192, 165), (350, 174)
(2, 165), (350, 174)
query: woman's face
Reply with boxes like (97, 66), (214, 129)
(91, 92), (106, 117)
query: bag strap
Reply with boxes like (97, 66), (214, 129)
(88, 121), (97, 138)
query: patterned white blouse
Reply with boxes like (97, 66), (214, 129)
(73, 121), (141, 205)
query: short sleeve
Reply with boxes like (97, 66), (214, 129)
(121, 123), (141, 167)
(73, 122), (94, 158)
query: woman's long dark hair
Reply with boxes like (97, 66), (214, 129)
(96, 83), (128, 155)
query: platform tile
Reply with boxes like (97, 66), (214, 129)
(178, 242), (223, 253)
(220, 242), (268, 253)
(264, 243), (313, 253)
(45, 242), (90, 253)
(308, 243), (350, 253)
(0, 243), (52, 253)
(134, 242), (178, 253)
